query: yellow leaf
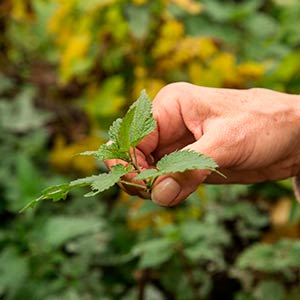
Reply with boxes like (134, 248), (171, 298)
(237, 62), (265, 79)
(49, 135), (103, 176)
(270, 197), (292, 226)
(48, 1), (75, 34)
(171, 0), (203, 14)
(11, 0), (35, 22)
(59, 33), (91, 83)
(161, 19), (185, 39)
(196, 38), (218, 61)
(188, 61), (204, 85)
(210, 53), (241, 86)
(132, 78), (165, 100)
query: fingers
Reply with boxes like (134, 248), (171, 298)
(151, 169), (211, 206)
(105, 150), (152, 199)
(150, 134), (229, 206)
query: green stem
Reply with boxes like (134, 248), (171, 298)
(119, 180), (147, 191)
(129, 147), (140, 173)
(130, 147), (150, 188)
(208, 168), (227, 179)
(150, 177), (158, 188)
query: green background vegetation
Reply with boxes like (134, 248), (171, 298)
(1, 0), (300, 299)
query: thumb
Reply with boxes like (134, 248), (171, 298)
(151, 134), (226, 206)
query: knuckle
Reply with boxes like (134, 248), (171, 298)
(247, 87), (268, 100)
(155, 82), (191, 99)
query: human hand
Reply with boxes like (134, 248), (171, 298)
(107, 82), (300, 206)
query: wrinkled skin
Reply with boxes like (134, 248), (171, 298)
(107, 82), (300, 206)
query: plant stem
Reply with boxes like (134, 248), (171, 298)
(119, 180), (147, 190)
(129, 147), (150, 189)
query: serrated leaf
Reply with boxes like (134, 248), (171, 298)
(135, 169), (160, 180)
(20, 183), (71, 212)
(70, 175), (99, 187)
(129, 90), (156, 147)
(20, 175), (98, 212)
(117, 105), (136, 152)
(113, 90), (155, 152)
(95, 143), (129, 161)
(135, 150), (218, 182)
(108, 118), (122, 143)
(86, 164), (130, 197)
(157, 150), (218, 174)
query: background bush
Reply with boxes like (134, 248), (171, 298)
(1, 0), (300, 299)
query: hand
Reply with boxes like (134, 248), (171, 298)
(107, 82), (300, 206)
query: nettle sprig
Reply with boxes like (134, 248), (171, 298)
(21, 91), (221, 212)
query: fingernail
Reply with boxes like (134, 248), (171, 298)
(151, 177), (181, 206)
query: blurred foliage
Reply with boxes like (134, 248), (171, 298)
(1, 0), (300, 299)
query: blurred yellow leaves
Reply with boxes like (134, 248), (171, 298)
(10, 0), (34, 22)
(171, 0), (203, 14)
(237, 62), (265, 79)
(153, 18), (218, 75)
(151, 16), (265, 87)
(133, 67), (166, 99)
(188, 53), (265, 87)
(50, 135), (102, 175)
(44, 0), (266, 97)
(60, 33), (92, 83)
(117, 188), (205, 232)
(48, 2), (95, 83)
(119, 194), (175, 231)
(263, 197), (300, 243)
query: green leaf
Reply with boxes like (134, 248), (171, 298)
(96, 143), (129, 161)
(131, 238), (175, 268)
(20, 174), (99, 212)
(0, 247), (29, 292)
(38, 216), (104, 249)
(135, 168), (160, 180)
(157, 150), (218, 173)
(86, 164), (131, 197)
(236, 239), (300, 273)
(83, 90), (155, 161)
(108, 118), (122, 143)
(136, 150), (218, 181)
(21, 165), (131, 211)
(115, 90), (155, 152)
(20, 183), (71, 212)
(117, 103), (136, 152)
(129, 90), (156, 147)
(70, 175), (99, 187)
(126, 5), (151, 40)
(254, 280), (286, 300)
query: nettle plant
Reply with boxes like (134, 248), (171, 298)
(22, 91), (220, 212)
